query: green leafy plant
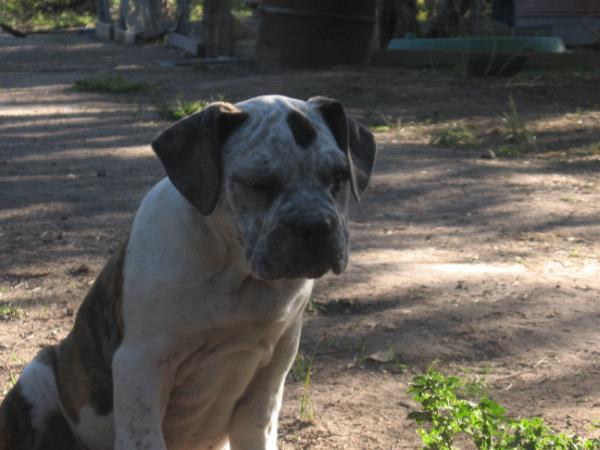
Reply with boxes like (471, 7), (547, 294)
(408, 368), (600, 450)
(73, 77), (151, 94)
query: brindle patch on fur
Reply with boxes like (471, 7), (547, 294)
(286, 110), (317, 148)
(35, 412), (80, 450)
(0, 383), (35, 450)
(54, 241), (128, 422)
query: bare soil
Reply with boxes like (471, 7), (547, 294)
(1, 31), (599, 449)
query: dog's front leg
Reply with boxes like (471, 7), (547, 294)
(112, 345), (168, 450)
(229, 318), (303, 450)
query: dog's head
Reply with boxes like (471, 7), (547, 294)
(152, 95), (376, 281)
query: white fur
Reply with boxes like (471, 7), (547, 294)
(111, 179), (312, 450)
(19, 360), (61, 444)
(73, 406), (115, 450)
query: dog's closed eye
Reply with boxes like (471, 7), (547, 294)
(235, 177), (279, 189)
(324, 167), (350, 196)
(234, 176), (282, 202)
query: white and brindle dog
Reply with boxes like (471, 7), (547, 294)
(0, 95), (376, 450)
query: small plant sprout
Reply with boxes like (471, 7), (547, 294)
(299, 362), (315, 423)
(292, 352), (316, 423)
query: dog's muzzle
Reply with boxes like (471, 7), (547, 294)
(249, 206), (348, 281)
(280, 210), (343, 278)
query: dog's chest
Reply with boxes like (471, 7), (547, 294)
(161, 322), (287, 450)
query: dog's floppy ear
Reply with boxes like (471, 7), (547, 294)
(308, 96), (376, 201)
(152, 102), (248, 215)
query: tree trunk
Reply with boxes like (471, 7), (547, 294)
(202, 0), (233, 57)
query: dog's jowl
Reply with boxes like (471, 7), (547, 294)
(0, 95), (376, 450)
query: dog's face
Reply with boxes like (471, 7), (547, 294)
(152, 95), (376, 281)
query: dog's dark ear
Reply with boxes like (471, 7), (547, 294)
(152, 102), (248, 215)
(308, 96), (376, 201)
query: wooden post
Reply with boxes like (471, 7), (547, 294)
(202, 0), (233, 57)
(175, 0), (190, 33)
(96, 0), (113, 41)
(96, 0), (112, 23)
(118, 0), (129, 28)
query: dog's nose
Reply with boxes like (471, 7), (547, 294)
(281, 213), (337, 240)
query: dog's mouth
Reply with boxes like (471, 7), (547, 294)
(283, 257), (333, 280)
(252, 253), (343, 281)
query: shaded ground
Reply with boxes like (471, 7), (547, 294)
(1, 31), (599, 449)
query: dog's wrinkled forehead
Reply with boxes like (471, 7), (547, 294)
(223, 95), (343, 174)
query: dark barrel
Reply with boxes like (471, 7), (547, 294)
(256, 0), (377, 68)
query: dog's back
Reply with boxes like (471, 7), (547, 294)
(0, 243), (128, 450)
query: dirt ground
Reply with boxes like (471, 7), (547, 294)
(1, 31), (599, 449)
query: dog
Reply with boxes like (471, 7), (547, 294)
(0, 95), (376, 450)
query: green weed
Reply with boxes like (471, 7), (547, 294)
(184, 2), (253, 20)
(0, 0), (94, 31)
(8, 368), (18, 388)
(290, 351), (312, 382)
(299, 363), (315, 423)
(495, 144), (522, 158)
(371, 124), (393, 133)
(73, 77), (151, 94)
(155, 97), (211, 121)
(29, 11), (94, 29)
(232, 3), (254, 19)
(189, 3), (203, 20)
(573, 142), (600, 158)
(408, 368), (600, 449)
(497, 95), (536, 156)
(367, 112), (398, 133)
(0, 304), (22, 321)
(430, 123), (477, 148)
(292, 352), (316, 422)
